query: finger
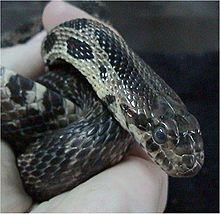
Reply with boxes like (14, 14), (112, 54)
(31, 157), (167, 212)
(1, 31), (46, 79)
(42, 1), (94, 32)
(1, 141), (32, 212)
(128, 142), (152, 161)
(42, 1), (120, 35)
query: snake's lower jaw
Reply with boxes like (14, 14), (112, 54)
(168, 131), (204, 177)
(167, 151), (204, 177)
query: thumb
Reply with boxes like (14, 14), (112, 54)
(1, 31), (46, 79)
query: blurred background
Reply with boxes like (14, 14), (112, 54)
(1, 1), (219, 212)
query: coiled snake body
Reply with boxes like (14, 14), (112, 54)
(1, 18), (204, 201)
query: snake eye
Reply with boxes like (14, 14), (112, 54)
(153, 126), (167, 144)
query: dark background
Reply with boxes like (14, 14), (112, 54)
(1, 1), (219, 212)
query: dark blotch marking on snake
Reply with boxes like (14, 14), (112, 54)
(94, 28), (123, 68)
(19, 75), (34, 91)
(7, 74), (34, 105)
(44, 32), (57, 53)
(99, 65), (108, 80)
(60, 19), (88, 30)
(134, 113), (150, 131)
(94, 26), (149, 97)
(94, 27), (133, 78)
(120, 104), (150, 131)
(42, 89), (65, 115)
(146, 138), (160, 152)
(104, 95), (116, 105)
(120, 103), (138, 128)
(67, 37), (94, 60)
(155, 151), (166, 161)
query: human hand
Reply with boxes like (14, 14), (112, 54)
(1, 1), (168, 212)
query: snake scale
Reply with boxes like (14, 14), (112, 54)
(1, 18), (204, 201)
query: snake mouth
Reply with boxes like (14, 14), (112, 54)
(175, 151), (204, 177)
(166, 129), (204, 177)
(164, 152), (204, 177)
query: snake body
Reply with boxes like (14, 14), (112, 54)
(1, 18), (204, 201)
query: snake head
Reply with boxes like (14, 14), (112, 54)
(145, 95), (204, 177)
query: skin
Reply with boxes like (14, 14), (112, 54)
(1, 1), (168, 212)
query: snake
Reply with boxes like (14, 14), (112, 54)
(1, 18), (204, 202)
